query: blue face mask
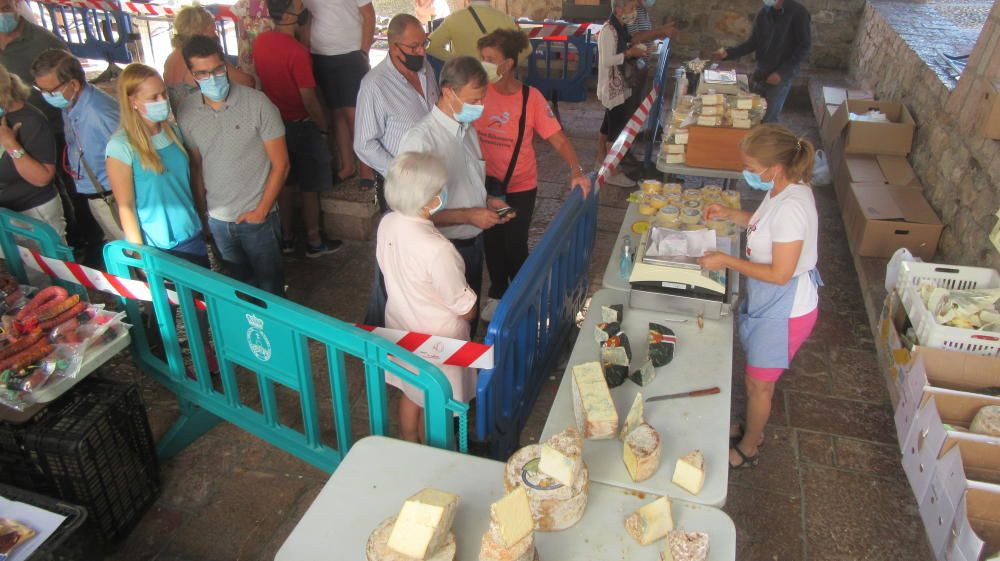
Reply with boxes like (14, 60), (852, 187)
(196, 73), (230, 102)
(429, 187), (448, 215)
(449, 90), (483, 124)
(743, 168), (775, 191)
(762, 0), (777, 6)
(143, 99), (170, 123)
(643, 0), (655, 8)
(0, 106), (5, 119)
(0, 13), (17, 33)
(42, 90), (71, 109)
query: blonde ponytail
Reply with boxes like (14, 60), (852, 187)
(740, 124), (816, 185)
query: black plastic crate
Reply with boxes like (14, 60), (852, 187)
(0, 378), (159, 546)
(0, 483), (100, 561)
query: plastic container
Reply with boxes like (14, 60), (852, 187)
(0, 377), (159, 546)
(0, 483), (100, 561)
(896, 262), (1000, 356)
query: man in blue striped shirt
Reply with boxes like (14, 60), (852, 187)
(354, 13), (439, 212)
(355, 13), (440, 326)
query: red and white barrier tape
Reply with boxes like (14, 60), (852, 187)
(13, 246), (494, 369)
(595, 84), (659, 189)
(525, 22), (601, 38)
(31, 0), (235, 21)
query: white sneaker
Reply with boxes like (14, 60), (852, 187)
(481, 297), (500, 322)
(607, 171), (636, 187)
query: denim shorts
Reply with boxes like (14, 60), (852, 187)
(285, 119), (334, 192)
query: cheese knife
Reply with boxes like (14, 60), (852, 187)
(646, 386), (721, 403)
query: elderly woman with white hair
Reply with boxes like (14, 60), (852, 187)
(378, 151), (478, 443)
(0, 63), (64, 239)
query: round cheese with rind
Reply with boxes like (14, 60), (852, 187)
(660, 530), (709, 561)
(970, 405), (1000, 437)
(624, 423), (662, 483)
(479, 527), (537, 561)
(367, 517), (456, 561)
(505, 444), (589, 532)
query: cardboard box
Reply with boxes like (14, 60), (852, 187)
(842, 183), (943, 260)
(965, 482), (1000, 559)
(902, 394), (951, 500)
(834, 155), (921, 204)
(947, 495), (986, 561)
(919, 466), (959, 557)
(685, 126), (751, 171)
(822, 99), (916, 156)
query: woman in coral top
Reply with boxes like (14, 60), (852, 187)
(474, 28), (590, 322)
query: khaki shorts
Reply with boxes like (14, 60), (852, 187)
(87, 196), (125, 242)
(22, 195), (68, 242)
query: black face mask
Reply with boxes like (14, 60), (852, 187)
(295, 8), (310, 26)
(397, 49), (424, 72)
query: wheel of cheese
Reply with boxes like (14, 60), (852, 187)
(479, 527), (537, 561)
(661, 530), (709, 561)
(624, 423), (662, 483)
(970, 405), (1000, 437)
(366, 517), (457, 561)
(638, 203), (657, 216)
(504, 444), (589, 532)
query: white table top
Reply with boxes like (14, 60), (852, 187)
(541, 289), (733, 507)
(602, 201), (643, 293)
(34, 329), (132, 403)
(275, 436), (736, 561)
(655, 159), (745, 181)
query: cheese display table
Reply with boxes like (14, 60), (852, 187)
(540, 289), (733, 507)
(655, 159), (744, 190)
(275, 436), (737, 561)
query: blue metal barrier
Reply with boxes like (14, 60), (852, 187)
(476, 181), (600, 458)
(525, 32), (594, 121)
(0, 209), (84, 298)
(643, 39), (672, 170)
(31, 1), (134, 65)
(103, 242), (468, 472)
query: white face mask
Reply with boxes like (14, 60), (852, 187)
(481, 61), (501, 83)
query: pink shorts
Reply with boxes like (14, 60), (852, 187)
(746, 307), (819, 382)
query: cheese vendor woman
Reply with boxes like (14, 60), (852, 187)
(697, 124), (821, 469)
(376, 151), (478, 443)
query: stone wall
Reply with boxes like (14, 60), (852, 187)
(849, 1), (1000, 268)
(521, 0), (867, 70)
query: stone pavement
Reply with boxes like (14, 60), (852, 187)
(97, 93), (934, 561)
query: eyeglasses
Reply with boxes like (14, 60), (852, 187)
(396, 39), (430, 53)
(32, 80), (68, 96)
(190, 64), (227, 80)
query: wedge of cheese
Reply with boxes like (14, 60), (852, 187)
(492, 487), (534, 547)
(661, 530), (709, 561)
(735, 95), (753, 109)
(601, 304), (623, 323)
(673, 132), (689, 145)
(672, 450), (706, 495)
(624, 423), (662, 482)
(625, 496), (674, 546)
(539, 427), (584, 487)
(700, 104), (720, 116)
(665, 153), (685, 164)
(629, 358), (656, 387)
(648, 323), (677, 367)
(620, 393), (644, 440)
(571, 362), (619, 439)
(732, 118), (752, 129)
(696, 115), (721, 127)
(731, 109), (750, 121)
(594, 321), (620, 344)
(700, 94), (724, 106)
(387, 488), (459, 559)
(368, 517), (456, 561)
(665, 144), (686, 154)
(601, 345), (630, 388)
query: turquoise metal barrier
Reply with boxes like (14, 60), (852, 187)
(476, 182), (600, 458)
(0, 209), (83, 298)
(103, 241), (468, 471)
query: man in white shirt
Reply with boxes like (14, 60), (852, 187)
(355, 13), (439, 211)
(303, 0), (375, 186)
(397, 56), (511, 334)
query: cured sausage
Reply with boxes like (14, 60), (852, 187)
(37, 295), (80, 322)
(0, 341), (53, 373)
(39, 302), (87, 330)
(0, 329), (44, 360)
(15, 286), (69, 322)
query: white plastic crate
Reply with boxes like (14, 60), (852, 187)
(895, 262), (1000, 357)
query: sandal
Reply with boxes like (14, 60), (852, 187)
(729, 444), (759, 469)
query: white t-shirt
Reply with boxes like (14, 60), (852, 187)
(745, 183), (819, 317)
(303, 0), (370, 55)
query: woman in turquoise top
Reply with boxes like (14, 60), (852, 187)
(105, 63), (207, 268)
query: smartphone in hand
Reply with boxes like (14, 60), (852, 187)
(496, 206), (515, 218)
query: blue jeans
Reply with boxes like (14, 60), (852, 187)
(755, 77), (793, 124)
(208, 211), (285, 296)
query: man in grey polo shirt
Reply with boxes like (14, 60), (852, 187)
(178, 35), (289, 296)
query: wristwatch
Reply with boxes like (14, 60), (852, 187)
(7, 148), (24, 160)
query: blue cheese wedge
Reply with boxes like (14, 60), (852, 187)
(571, 362), (619, 439)
(625, 495), (674, 545)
